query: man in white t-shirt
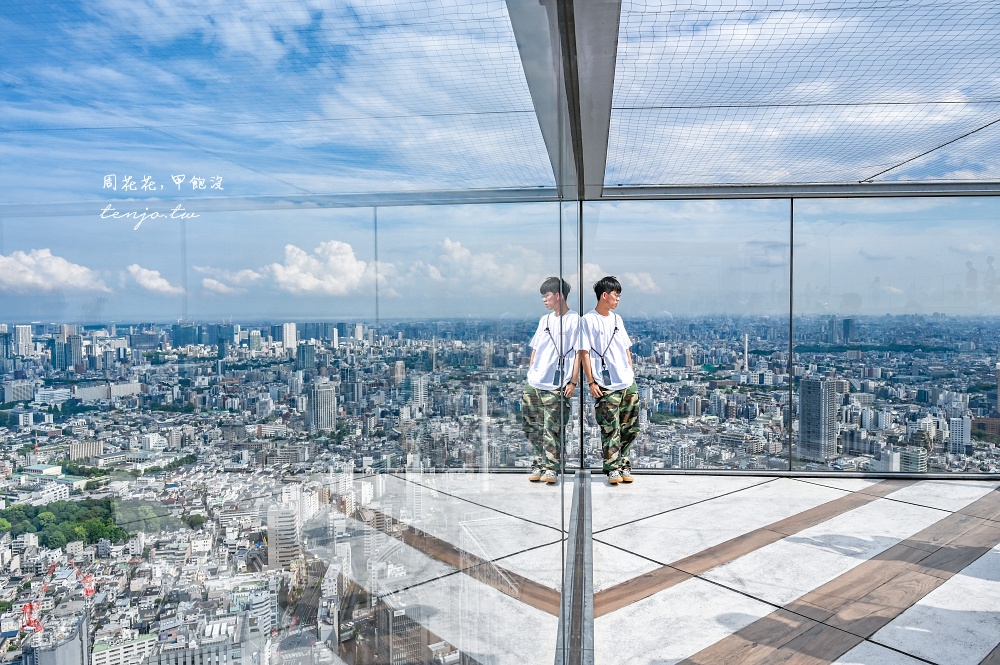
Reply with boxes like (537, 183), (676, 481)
(522, 277), (581, 484)
(579, 276), (640, 485)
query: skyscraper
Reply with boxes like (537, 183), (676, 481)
(949, 414), (973, 456)
(799, 376), (838, 462)
(308, 380), (337, 433)
(412, 374), (429, 417)
(826, 316), (839, 344)
(67, 334), (83, 368)
(842, 318), (856, 344)
(282, 322), (297, 353)
(14, 325), (32, 356)
(171, 323), (199, 348)
(267, 503), (301, 571)
(296, 342), (316, 371)
(49, 339), (68, 370)
(218, 323), (239, 346)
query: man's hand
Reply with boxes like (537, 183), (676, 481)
(589, 382), (604, 399)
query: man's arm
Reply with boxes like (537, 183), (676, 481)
(563, 352), (581, 398)
(579, 350), (603, 398)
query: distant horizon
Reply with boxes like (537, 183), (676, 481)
(6, 312), (1000, 327)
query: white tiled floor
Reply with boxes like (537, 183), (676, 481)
(589, 474), (771, 532)
(412, 570), (561, 665)
(594, 577), (776, 665)
(883, 479), (1000, 513)
(400, 471), (573, 530)
(492, 538), (661, 592)
(595, 477), (848, 566)
(702, 496), (949, 605)
(344, 474), (1000, 665)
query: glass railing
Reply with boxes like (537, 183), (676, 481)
(4, 195), (998, 665)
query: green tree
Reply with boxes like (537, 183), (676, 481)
(184, 514), (207, 530)
(0, 517), (10, 532)
(45, 531), (67, 550)
(37, 511), (56, 528)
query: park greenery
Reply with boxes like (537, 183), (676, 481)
(0, 499), (129, 550)
(973, 430), (1000, 445)
(650, 411), (681, 424)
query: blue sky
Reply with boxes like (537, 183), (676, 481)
(1, 1), (999, 322)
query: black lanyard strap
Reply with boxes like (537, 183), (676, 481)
(544, 314), (576, 360)
(591, 314), (620, 368)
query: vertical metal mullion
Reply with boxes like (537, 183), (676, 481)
(788, 198), (795, 472)
(578, 200), (585, 471)
(559, 199), (565, 476)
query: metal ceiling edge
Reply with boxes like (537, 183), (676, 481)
(601, 181), (1000, 200)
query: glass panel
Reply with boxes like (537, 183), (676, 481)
(583, 200), (792, 477)
(327, 202), (570, 663)
(792, 197), (1000, 473)
(0, 207), (384, 659)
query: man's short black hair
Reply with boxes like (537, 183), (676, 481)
(594, 275), (622, 300)
(540, 276), (571, 298)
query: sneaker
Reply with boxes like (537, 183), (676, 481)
(541, 470), (558, 484)
(608, 469), (622, 485)
(620, 464), (634, 483)
(528, 467), (543, 482)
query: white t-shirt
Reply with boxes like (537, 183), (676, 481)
(527, 310), (580, 391)
(580, 310), (634, 391)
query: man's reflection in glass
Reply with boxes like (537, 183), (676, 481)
(522, 277), (581, 484)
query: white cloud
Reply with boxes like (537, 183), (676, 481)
(582, 263), (607, 286)
(407, 261), (445, 283)
(0, 249), (109, 293)
(193, 266), (265, 283)
(127, 264), (184, 295)
(202, 278), (240, 295)
(427, 238), (546, 293)
(622, 272), (661, 294)
(193, 266), (264, 294)
(269, 240), (371, 295)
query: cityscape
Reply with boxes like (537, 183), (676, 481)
(0, 314), (999, 663)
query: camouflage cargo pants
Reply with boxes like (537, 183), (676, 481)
(595, 382), (639, 473)
(521, 385), (569, 471)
